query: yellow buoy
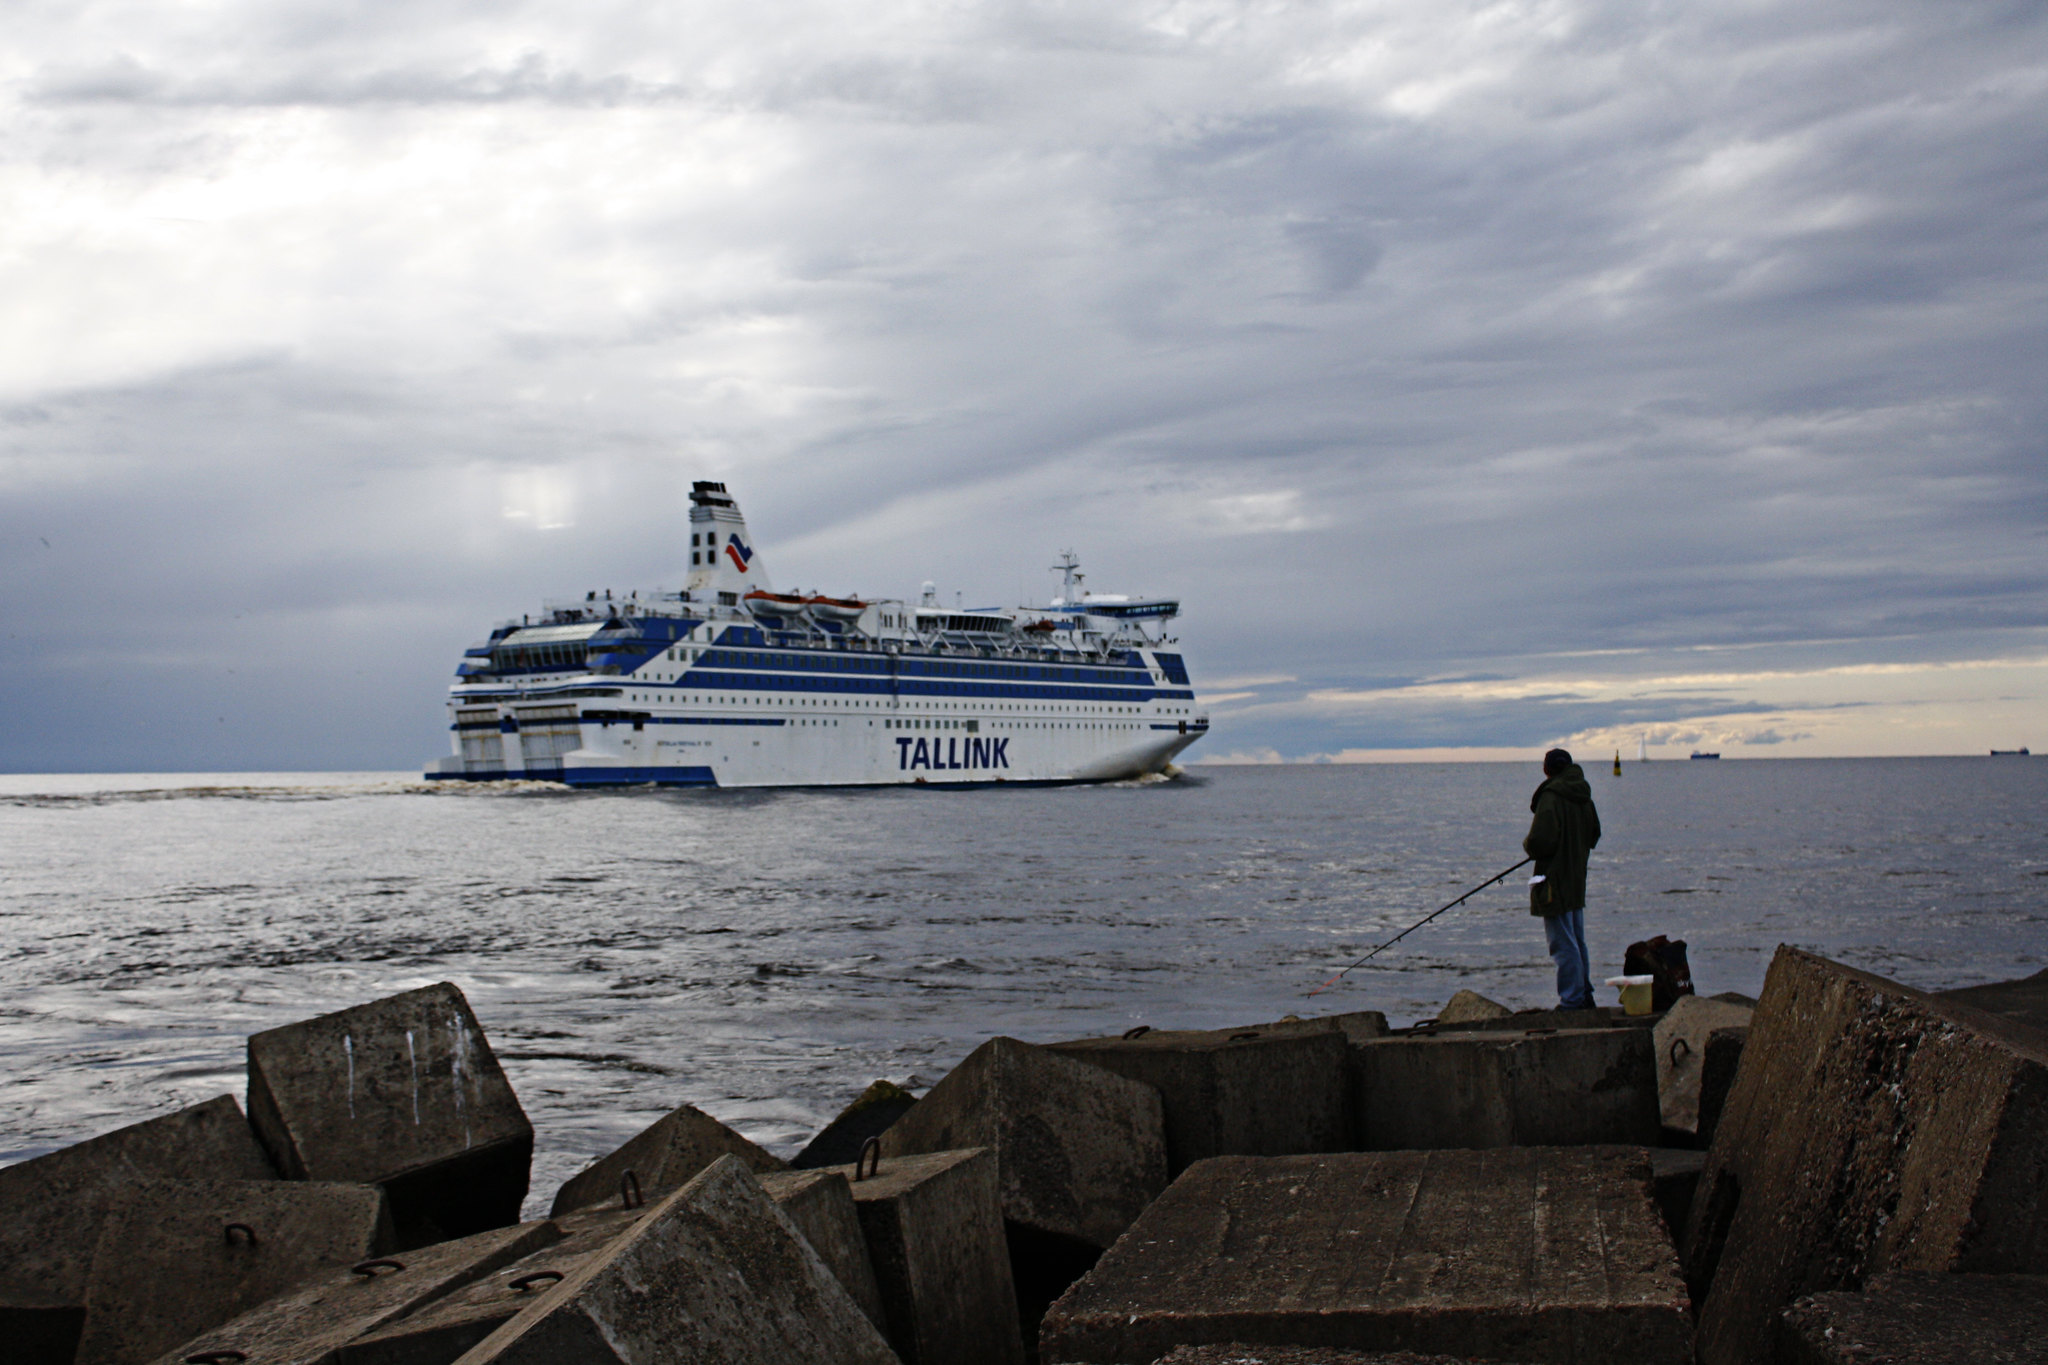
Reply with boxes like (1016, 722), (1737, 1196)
(1613, 750), (1621, 776)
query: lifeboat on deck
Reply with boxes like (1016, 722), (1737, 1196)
(743, 590), (809, 617)
(804, 595), (867, 621)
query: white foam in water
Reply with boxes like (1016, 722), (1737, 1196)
(1, 759), (2043, 1216)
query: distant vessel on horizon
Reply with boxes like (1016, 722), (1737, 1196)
(1690, 751), (1721, 760)
(1990, 747), (2031, 756)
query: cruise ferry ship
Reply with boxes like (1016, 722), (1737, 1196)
(424, 482), (1208, 787)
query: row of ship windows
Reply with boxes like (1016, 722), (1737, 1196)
(655, 646), (1147, 685)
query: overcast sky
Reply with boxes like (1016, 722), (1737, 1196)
(3, 0), (2044, 771)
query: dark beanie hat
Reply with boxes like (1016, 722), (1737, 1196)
(1543, 748), (1573, 775)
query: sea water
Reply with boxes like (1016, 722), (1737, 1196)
(3, 757), (2044, 1212)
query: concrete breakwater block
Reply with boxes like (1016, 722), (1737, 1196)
(148, 1220), (558, 1365)
(0, 1095), (277, 1365)
(247, 983), (533, 1247)
(757, 1169), (888, 1332)
(1427, 1007), (1631, 1035)
(549, 1101), (784, 1217)
(1775, 1271), (2048, 1362)
(1048, 1027), (1349, 1178)
(334, 1210), (639, 1365)
(1039, 1148), (1693, 1365)
(78, 1178), (393, 1365)
(1350, 1028), (1659, 1150)
(1150, 1348), (1538, 1364)
(1692, 1025), (1746, 1147)
(1682, 946), (2048, 1365)
(792, 1079), (920, 1169)
(881, 1037), (1167, 1250)
(1652, 995), (1753, 1135)
(1435, 989), (1511, 1024)
(833, 1147), (1024, 1365)
(1937, 966), (2048, 1035)
(447, 1155), (898, 1365)
(1257, 1010), (1391, 1044)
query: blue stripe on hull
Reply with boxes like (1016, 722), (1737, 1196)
(425, 766), (719, 787)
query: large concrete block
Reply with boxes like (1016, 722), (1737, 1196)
(757, 1169), (887, 1332)
(77, 1178), (393, 1365)
(549, 1101), (784, 1217)
(1652, 995), (1753, 1134)
(1255, 1011), (1391, 1044)
(1693, 1025), (1746, 1147)
(881, 1037), (1166, 1249)
(148, 1220), (558, 1365)
(1776, 1271), (2048, 1363)
(1152, 1349), (1538, 1365)
(247, 983), (533, 1247)
(195, 1188), (867, 1365)
(1040, 1149), (1692, 1365)
(1350, 1028), (1659, 1150)
(1427, 1007), (1637, 1034)
(836, 1147), (1023, 1365)
(1936, 966), (2048, 1035)
(333, 1211), (637, 1365)
(0, 1095), (276, 1365)
(446, 1155), (898, 1365)
(1682, 947), (2048, 1365)
(1048, 1026), (1349, 1178)
(791, 1080), (919, 1169)
(1435, 989), (1510, 1024)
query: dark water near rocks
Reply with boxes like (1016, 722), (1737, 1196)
(4, 757), (2044, 1214)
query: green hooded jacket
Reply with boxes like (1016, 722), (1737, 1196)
(1523, 763), (1601, 916)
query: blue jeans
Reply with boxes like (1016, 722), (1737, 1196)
(1544, 909), (1594, 1009)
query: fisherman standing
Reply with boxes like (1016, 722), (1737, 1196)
(1524, 748), (1602, 1010)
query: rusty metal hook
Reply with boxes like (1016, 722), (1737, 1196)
(1121, 1024), (1151, 1040)
(184, 1351), (248, 1363)
(854, 1135), (882, 1182)
(351, 1259), (405, 1277)
(222, 1223), (257, 1246)
(620, 1170), (644, 1210)
(509, 1270), (565, 1294)
(1669, 1036), (1692, 1066)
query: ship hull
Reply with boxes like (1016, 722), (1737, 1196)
(427, 640), (1207, 790)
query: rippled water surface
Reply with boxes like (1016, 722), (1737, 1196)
(4, 758), (2044, 1213)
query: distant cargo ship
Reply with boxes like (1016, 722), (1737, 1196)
(1690, 752), (1721, 760)
(424, 482), (1208, 788)
(1990, 747), (2031, 756)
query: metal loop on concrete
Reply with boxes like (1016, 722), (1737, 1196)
(184, 1352), (248, 1363)
(222, 1222), (257, 1246)
(509, 1270), (566, 1293)
(1122, 1025), (1152, 1039)
(350, 1258), (406, 1277)
(1669, 1036), (1691, 1064)
(620, 1170), (644, 1209)
(855, 1135), (882, 1182)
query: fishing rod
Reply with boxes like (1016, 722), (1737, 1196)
(1305, 856), (1534, 997)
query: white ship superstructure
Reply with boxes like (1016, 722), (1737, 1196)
(424, 482), (1208, 788)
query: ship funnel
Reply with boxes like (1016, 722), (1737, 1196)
(685, 481), (774, 599)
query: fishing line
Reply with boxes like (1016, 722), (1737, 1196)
(1304, 856), (1534, 997)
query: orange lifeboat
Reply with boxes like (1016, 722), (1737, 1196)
(743, 590), (808, 617)
(804, 595), (867, 621)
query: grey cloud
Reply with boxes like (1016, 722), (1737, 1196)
(2, 0), (2045, 767)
